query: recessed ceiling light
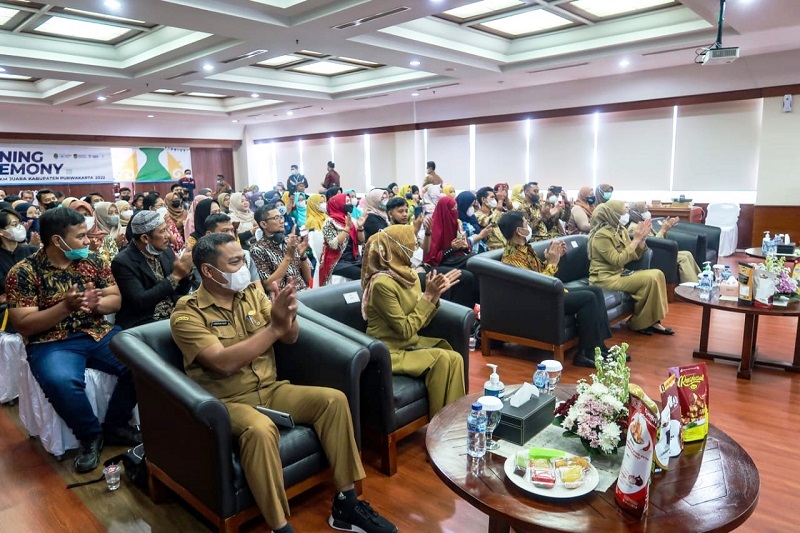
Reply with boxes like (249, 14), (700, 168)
(291, 61), (360, 76)
(0, 73), (32, 80)
(619, 59), (631, 67)
(443, 0), (522, 20)
(410, 60), (421, 67)
(104, 0), (122, 9)
(232, 120), (239, 123)
(570, 0), (673, 18)
(0, 67), (5, 73)
(153, 88), (178, 94)
(185, 91), (228, 98)
(337, 56), (381, 67)
(0, 8), (19, 26)
(287, 111), (294, 116)
(97, 96), (107, 101)
(34, 16), (131, 41)
(257, 54), (304, 67)
(411, 92), (420, 96)
(250, 93), (260, 98)
(202, 64), (214, 72)
(146, 114), (154, 118)
(481, 10), (572, 36)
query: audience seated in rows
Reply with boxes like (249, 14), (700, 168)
(249, 205), (310, 293)
(475, 186), (506, 250)
(170, 233), (396, 533)
(6, 208), (140, 473)
(566, 186), (596, 235)
(320, 193), (363, 285)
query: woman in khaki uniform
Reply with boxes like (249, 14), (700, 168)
(362, 225), (465, 416)
(628, 202), (700, 283)
(588, 201), (673, 335)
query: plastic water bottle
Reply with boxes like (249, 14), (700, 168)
(699, 272), (712, 301)
(533, 364), (550, 395)
(722, 265), (732, 281)
(769, 236), (778, 257)
(466, 403), (487, 458)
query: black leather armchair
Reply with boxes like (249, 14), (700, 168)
(673, 222), (721, 264)
(109, 318), (370, 533)
(466, 234), (652, 361)
(296, 281), (474, 476)
(645, 237), (679, 285)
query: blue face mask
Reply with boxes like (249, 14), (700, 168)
(58, 236), (89, 261)
(603, 191), (612, 201)
(277, 205), (287, 216)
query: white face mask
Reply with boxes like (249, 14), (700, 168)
(619, 213), (631, 226)
(156, 206), (168, 218)
(519, 224), (533, 243)
(4, 225), (27, 243)
(84, 216), (95, 231)
(254, 199), (265, 208)
(487, 198), (498, 209)
(120, 210), (133, 221)
(107, 215), (120, 227)
(466, 207), (475, 217)
(297, 200), (306, 209)
(209, 263), (251, 292)
(642, 211), (652, 220)
(411, 247), (424, 268)
(319, 202), (327, 213)
(548, 195), (559, 204)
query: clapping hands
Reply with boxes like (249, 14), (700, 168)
(423, 269), (461, 305)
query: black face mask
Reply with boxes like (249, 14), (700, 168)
(269, 231), (285, 244)
(587, 197), (596, 205)
(171, 199), (181, 208)
(43, 201), (57, 210)
(528, 194), (539, 204)
(120, 195), (131, 202)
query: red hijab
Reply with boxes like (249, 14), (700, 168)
(425, 195), (460, 267)
(327, 193), (360, 257)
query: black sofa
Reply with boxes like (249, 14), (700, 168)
(672, 221), (721, 264)
(466, 234), (652, 361)
(296, 280), (474, 476)
(110, 318), (370, 533)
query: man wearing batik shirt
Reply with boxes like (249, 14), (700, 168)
(250, 205), (310, 292)
(5, 207), (140, 473)
(517, 182), (551, 242)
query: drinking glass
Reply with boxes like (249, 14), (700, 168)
(103, 465), (121, 491)
(485, 410), (502, 450)
(541, 360), (563, 394)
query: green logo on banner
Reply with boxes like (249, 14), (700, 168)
(136, 147), (172, 182)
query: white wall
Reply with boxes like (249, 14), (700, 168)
(756, 96), (800, 206)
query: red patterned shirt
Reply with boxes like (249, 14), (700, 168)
(5, 249), (116, 344)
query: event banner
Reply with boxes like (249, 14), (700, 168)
(112, 146), (192, 182)
(0, 144), (114, 185)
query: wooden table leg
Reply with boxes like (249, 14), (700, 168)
(751, 315), (759, 355)
(791, 317), (800, 373)
(488, 515), (511, 533)
(699, 306), (711, 354)
(737, 314), (756, 380)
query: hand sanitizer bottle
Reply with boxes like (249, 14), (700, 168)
(763, 231), (771, 255)
(483, 364), (505, 397)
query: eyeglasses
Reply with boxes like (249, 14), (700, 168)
(264, 214), (283, 222)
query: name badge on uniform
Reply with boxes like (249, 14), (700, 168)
(211, 320), (229, 327)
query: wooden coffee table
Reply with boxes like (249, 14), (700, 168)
(674, 285), (800, 379)
(426, 392), (759, 533)
(744, 247), (800, 260)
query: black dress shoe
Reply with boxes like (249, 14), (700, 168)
(74, 435), (104, 473)
(103, 424), (143, 446)
(572, 352), (598, 368)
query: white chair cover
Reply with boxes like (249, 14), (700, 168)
(705, 203), (740, 257)
(308, 230), (324, 289)
(18, 353), (140, 457)
(0, 332), (24, 403)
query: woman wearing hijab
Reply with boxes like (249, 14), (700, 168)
(628, 202), (700, 283)
(116, 200), (133, 231)
(70, 200), (117, 262)
(319, 193), (363, 285)
(588, 200), (672, 335)
(132, 193), (145, 211)
(510, 184), (525, 210)
(595, 183), (614, 204)
(567, 186), (597, 235)
(362, 225), (465, 417)
(61, 196), (79, 209)
(217, 192), (231, 214)
(187, 198), (220, 247)
(305, 193), (327, 232)
(442, 184), (456, 199)
(14, 203), (40, 244)
(361, 188), (390, 243)
(183, 194), (208, 242)
(291, 191), (308, 229)
(456, 191), (491, 255)
(95, 201), (126, 250)
(165, 191), (188, 235)
(386, 183), (399, 198)
(425, 196), (471, 268)
(228, 192), (255, 234)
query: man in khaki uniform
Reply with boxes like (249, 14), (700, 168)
(170, 233), (396, 533)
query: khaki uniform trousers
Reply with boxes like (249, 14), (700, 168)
(225, 382), (365, 528)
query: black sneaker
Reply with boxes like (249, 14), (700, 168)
(329, 497), (397, 533)
(74, 435), (104, 473)
(103, 424), (142, 446)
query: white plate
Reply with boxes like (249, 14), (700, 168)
(503, 454), (600, 499)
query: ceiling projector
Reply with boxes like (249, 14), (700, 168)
(700, 46), (740, 65)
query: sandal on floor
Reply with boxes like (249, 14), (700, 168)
(652, 326), (675, 335)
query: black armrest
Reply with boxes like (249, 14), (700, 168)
(625, 248), (652, 271)
(667, 228), (707, 267)
(110, 327), (240, 517)
(674, 222), (721, 262)
(644, 237), (679, 284)
(273, 315), (370, 447)
(419, 299), (474, 392)
(467, 253), (569, 345)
